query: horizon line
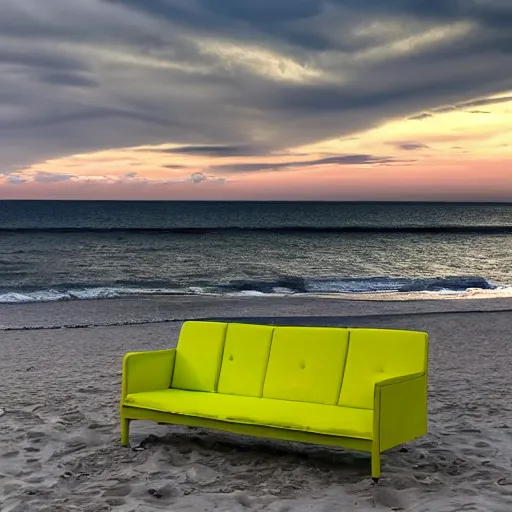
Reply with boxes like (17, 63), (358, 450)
(0, 199), (511, 204)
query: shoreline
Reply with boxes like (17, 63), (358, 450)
(1, 294), (512, 331)
(1, 285), (512, 306)
(1, 275), (511, 306)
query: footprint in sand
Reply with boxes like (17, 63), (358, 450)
(26, 430), (45, 441)
(103, 483), (132, 497)
(1, 450), (19, 458)
(105, 497), (127, 507)
(59, 410), (86, 425)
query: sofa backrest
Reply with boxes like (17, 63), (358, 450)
(338, 328), (428, 409)
(217, 323), (274, 397)
(171, 321), (227, 392)
(172, 321), (428, 410)
(262, 326), (349, 405)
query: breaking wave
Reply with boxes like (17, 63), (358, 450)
(0, 275), (510, 304)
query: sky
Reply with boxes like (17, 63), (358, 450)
(0, 0), (511, 201)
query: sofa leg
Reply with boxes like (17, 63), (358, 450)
(371, 447), (381, 483)
(121, 417), (131, 447)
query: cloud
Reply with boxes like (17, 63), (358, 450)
(335, 0), (512, 27)
(162, 145), (266, 157)
(0, 0), (511, 171)
(32, 172), (76, 183)
(409, 94), (512, 120)
(39, 71), (98, 88)
(189, 171), (225, 184)
(7, 175), (26, 184)
(212, 153), (399, 173)
(397, 142), (430, 151)
(115, 171), (226, 184)
(457, 95), (512, 109)
(409, 113), (433, 121)
(190, 172), (208, 184)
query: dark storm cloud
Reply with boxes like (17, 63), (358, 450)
(39, 71), (98, 88)
(335, 0), (512, 26)
(0, 49), (89, 72)
(109, 0), (512, 54)
(105, 0), (322, 27)
(0, 0), (511, 171)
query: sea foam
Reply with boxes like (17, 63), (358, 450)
(0, 275), (508, 304)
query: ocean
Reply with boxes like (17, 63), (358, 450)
(0, 201), (511, 304)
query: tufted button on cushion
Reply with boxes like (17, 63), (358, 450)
(217, 323), (274, 397)
(263, 327), (350, 405)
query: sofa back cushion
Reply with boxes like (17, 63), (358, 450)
(338, 329), (428, 409)
(171, 321), (227, 392)
(263, 326), (349, 405)
(217, 323), (274, 397)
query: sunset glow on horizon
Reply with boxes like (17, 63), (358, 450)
(1, 1), (511, 201)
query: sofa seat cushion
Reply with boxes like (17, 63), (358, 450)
(124, 389), (373, 439)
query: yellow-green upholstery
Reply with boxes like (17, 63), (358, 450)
(263, 326), (349, 405)
(124, 389), (373, 439)
(217, 323), (273, 397)
(121, 321), (429, 480)
(338, 328), (428, 409)
(171, 321), (226, 392)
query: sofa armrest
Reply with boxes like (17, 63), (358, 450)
(122, 349), (176, 398)
(373, 372), (427, 452)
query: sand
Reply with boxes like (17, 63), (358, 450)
(2, 295), (512, 511)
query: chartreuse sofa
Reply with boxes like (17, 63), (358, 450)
(121, 321), (428, 481)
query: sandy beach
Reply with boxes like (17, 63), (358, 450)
(2, 295), (512, 511)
